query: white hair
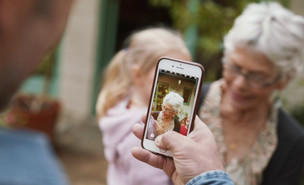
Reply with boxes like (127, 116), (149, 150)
(163, 92), (184, 112)
(224, 2), (304, 78)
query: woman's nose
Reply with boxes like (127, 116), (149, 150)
(233, 74), (249, 90)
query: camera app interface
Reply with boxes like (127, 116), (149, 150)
(146, 69), (199, 141)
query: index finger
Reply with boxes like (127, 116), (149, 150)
(132, 123), (144, 140)
(141, 113), (147, 123)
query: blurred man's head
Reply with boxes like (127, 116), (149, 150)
(0, 0), (73, 111)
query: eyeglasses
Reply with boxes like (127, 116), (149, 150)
(223, 61), (281, 89)
(162, 105), (175, 113)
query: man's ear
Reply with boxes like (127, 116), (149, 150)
(0, 0), (11, 43)
(0, 0), (20, 34)
(0, 0), (5, 32)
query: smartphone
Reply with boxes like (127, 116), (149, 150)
(142, 57), (204, 157)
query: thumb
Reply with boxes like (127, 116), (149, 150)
(155, 131), (188, 152)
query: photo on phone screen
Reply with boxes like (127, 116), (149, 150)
(146, 69), (199, 140)
(142, 57), (204, 157)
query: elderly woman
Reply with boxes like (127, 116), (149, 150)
(198, 2), (304, 185)
(152, 92), (184, 137)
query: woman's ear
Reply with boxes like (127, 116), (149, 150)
(276, 73), (294, 91)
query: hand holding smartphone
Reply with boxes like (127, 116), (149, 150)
(142, 57), (204, 157)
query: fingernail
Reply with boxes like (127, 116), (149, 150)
(155, 135), (162, 146)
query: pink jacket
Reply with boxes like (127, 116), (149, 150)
(99, 98), (172, 185)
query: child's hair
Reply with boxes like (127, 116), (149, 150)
(96, 27), (190, 119)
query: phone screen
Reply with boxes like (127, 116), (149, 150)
(142, 57), (204, 156)
(145, 64), (201, 141)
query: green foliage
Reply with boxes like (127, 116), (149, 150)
(35, 49), (56, 77)
(195, 1), (239, 58)
(149, 0), (290, 81)
(153, 83), (169, 111)
(149, 0), (174, 7)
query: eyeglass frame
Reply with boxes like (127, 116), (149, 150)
(222, 59), (282, 88)
(162, 105), (176, 114)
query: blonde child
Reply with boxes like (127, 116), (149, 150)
(96, 27), (191, 185)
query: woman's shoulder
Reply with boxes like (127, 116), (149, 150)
(277, 109), (304, 146)
(262, 109), (304, 185)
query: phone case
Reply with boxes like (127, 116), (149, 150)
(141, 56), (205, 154)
